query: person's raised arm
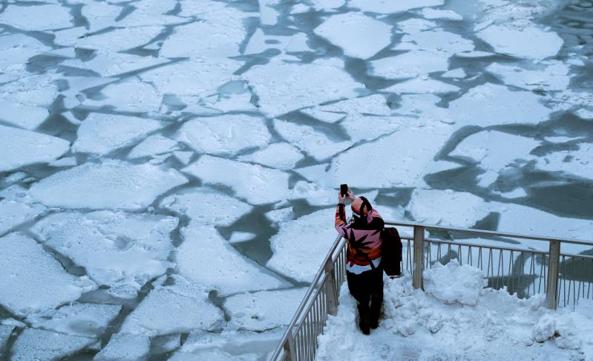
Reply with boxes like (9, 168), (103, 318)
(335, 191), (349, 236)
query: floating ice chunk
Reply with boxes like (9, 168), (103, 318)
(0, 100), (49, 130)
(288, 181), (339, 207)
(0, 233), (94, 316)
(477, 25), (563, 60)
(442, 68), (467, 78)
(575, 108), (593, 120)
(32, 211), (177, 297)
(385, 77), (460, 94)
(339, 115), (401, 143)
(225, 288), (307, 331)
(63, 52), (171, 77)
(176, 224), (286, 295)
(544, 136), (581, 144)
(229, 232), (257, 244)
(320, 94), (392, 116)
(174, 151), (194, 165)
(0, 34), (51, 68)
(286, 33), (311, 52)
(0, 4), (72, 31)
(30, 160), (187, 210)
(170, 349), (258, 361)
(72, 26), (163, 51)
(314, 13), (392, 59)
(81, 1), (121, 31)
(267, 208), (339, 282)
(408, 189), (492, 228)
(0, 125), (69, 172)
(395, 29), (474, 54)
(0, 197), (45, 236)
(453, 50), (496, 58)
(176, 115), (270, 156)
(238, 143), (303, 170)
(121, 276), (223, 336)
(421, 8), (463, 21)
(300, 108), (345, 123)
(493, 187), (527, 199)
(424, 261), (486, 305)
(84, 78), (163, 113)
(396, 93), (452, 124)
(243, 58), (361, 117)
(50, 157), (77, 168)
(486, 61), (570, 92)
(349, 0), (444, 14)
(535, 143), (593, 181)
(128, 134), (178, 159)
(0, 325), (14, 350)
(180, 329), (283, 356)
(259, 0), (279, 25)
(73, 113), (163, 155)
(309, 125), (453, 188)
(11, 329), (94, 361)
(94, 333), (150, 361)
(370, 50), (449, 79)
(265, 207), (294, 223)
(274, 120), (352, 161)
(27, 303), (121, 337)
(183, 156), (290, 205)
(115, 0), (179, 27)
(161, 187), (252, 226)
(448, 84), (551, 127)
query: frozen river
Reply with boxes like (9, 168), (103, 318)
(0, 0), (593, 359)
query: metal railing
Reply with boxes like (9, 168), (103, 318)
(269, 220), (593, 361)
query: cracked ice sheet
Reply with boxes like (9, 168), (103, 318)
(11, 329), (94, 361)
(274, 119), (352, 161)
(448, 83), (552, 128)
(83, 78), (163, 113)
(535, 143), (593, 181)
(238, 143), (304, 170)
(29, 160), (187, 210)
(300, 124), (454, 188)
(0, 33), (51, 68)
(80, 1), (121, 32)
(421, 8), (463, 21)
(0, 196), (45, 236)
(224, 288), (307, 331)
(0, 4), (72, 31)
(183, 156), (290, 205)
(349, 0), (444, 14)
(267, 208), (341, 282)
(128, 134), (179, 160)
(369, 50), (450, 79)
(0, 233), (95, 317)
(176, 115), (270, 156)
(314, 12), (392, 59)
(94, 333), (150, 361)
(385, 78), (460, 94)
(243, 58), (362, 118)
(65, 26), (164, 51)
(62, 52), (171, 77)
(121, 276), (223, 336)
(394, 27), (474, 55)
(0, 125), (69, 172)
(450, 130), (539, 187)
(176, 223), (286, 295)
(0, 73), (58, 108)
(32, 211), (178, 299)
(73, 113), (163, 156)
(477, 24), (563, 60)
(161, 187), (253, 227)
(0, 99), (49, 130)
(170, 349), (258, 361)
(26, 303), (121, 338)
(486, 61), (571, 92)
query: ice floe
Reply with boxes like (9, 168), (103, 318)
(0, 34), (51, 68)
(121, 276), (223, 336)
(29, 160), (187, 210)
(73, 113), (163, 155)
(27, 303), (121, 338)
(0, 197), (45, 236)
(238, 143), (304, 170)
(0, 99), (49, 130)
(486, 61), (571, 92)
(385, 78), (460, 94)
(242, 58), (361, 117)
(0, 325), (13, 350)
(349, 0), (444, 14)
(369, 50), (449, 79)
(420, 8), (463, 21)
(535, 143), (593, 181)
(0, 233), (94, 316)
(224, 288), (307, 331)
(70, 26), (164, 52)
(83, 78), (163, 113)
(442, 67), (467, 79)
(319, 94), (393, 116)
(80, 1), (122, 32)
(448, 83), (552, 127)
(395, 28), (474, 55)
(314, 13), (392, 59)
(183, 156), (290, 205)
(94, 333), (150, 361)
(477, 24), (563, 60)
(11, 329), (94, 361)
(161, 187), (252, 227)
(176, 115), (271, 156)
(32, 211), (178, 298)
(229, 232), (257, 244)
(170, 349), (258, 361)
(0, 4), (72, 31)
(62, 52), (171, 78)
(128, 134), (179, 160)
(177, 223), (286, 295)
(267, 208), (340, 282)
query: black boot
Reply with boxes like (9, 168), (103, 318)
(369, 293), (383, 329)
(358, 304), (370, 335)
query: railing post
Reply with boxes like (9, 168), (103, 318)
(325, 258), (338, 315)
(546, 240), (560, 310)
(413, 226), (425, 290)
(283, 334), (294, 361)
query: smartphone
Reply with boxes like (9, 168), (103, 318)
(340, 184), (348, 197)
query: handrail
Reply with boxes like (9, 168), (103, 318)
(269, 220), (593, 361)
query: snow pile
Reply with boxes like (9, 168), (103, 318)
(316, 263), (591, 361)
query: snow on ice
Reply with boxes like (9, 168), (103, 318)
(0, 233), (94, 316)
(29, 160), (187, 210)
(486, 61), (571, 92)
(0, 4), (72, 31)
(535, 143), (593, 181)
(0, 197), (45, 236)
(0, 100), (49, 130)
(128, 134), (179, 160)
(477, 24), (563, 61)
(369, 50), (449, 79)
(94, 333), (150, 361)
(32, 211), (178, 298)
(238, 143), (304, 170)
(348, 0), (444, 14)
(11, 329), (94, 361)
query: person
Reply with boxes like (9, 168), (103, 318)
(335, 190), (384, 335)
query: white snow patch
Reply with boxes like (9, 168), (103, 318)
(229, 232), (257, 244)
(0, 233), (94, 316)
(394, 28), (474, 55)
(349, 0), (444, 14)
(94, 333), (150, 361)
(11, 329), (94, 361)
(29, 160), (187, 210)
(238, 143), (303, 170)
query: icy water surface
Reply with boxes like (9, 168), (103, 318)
(1, 0), (593, 359)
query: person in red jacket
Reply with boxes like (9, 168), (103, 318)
(336, 191), (384, 334)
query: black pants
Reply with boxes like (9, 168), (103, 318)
(346, 267), (383, 326)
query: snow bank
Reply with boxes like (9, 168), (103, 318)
(29, 160), (187, 210)
(0, 233), (94, 316)
(424, 261), (486, 305)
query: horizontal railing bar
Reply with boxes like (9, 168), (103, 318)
(386, 220), (593, 246)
